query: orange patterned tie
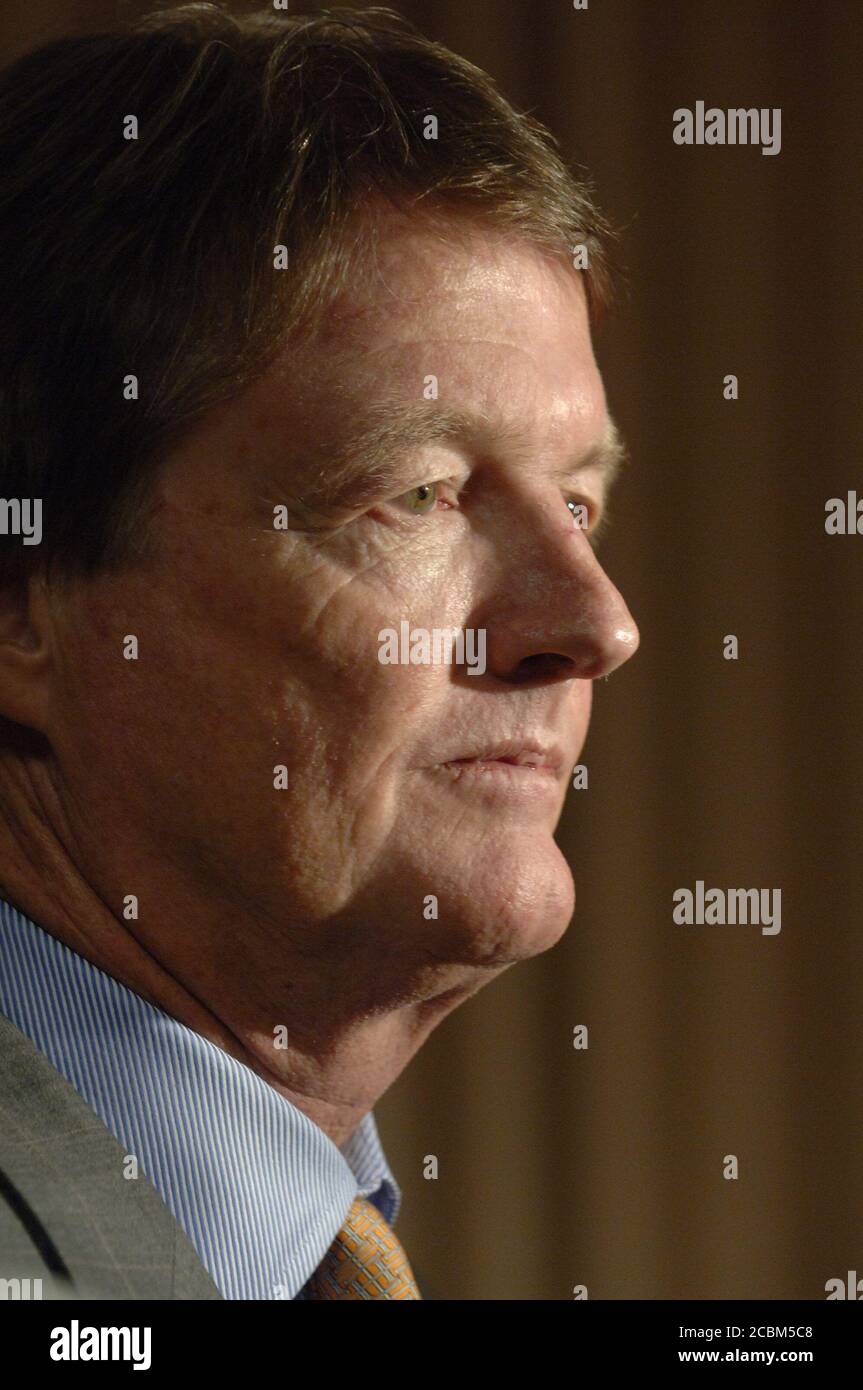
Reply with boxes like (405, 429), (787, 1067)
(308, 1196), (421, 1299)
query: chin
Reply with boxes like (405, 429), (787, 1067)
(434, 832), (576, 967)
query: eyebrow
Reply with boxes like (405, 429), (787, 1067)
(294, 400), (627, 518)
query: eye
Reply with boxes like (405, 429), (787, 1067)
(567, 495), (606, 549)
(566, 496), (591, 528)
(397, 482), (439, 514)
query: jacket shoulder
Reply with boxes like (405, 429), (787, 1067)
(0, 1011), (221, 1300)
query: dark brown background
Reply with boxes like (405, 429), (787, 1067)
(4, 0), (861, 1299)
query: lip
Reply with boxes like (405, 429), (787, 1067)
(434, 741), (565, 776)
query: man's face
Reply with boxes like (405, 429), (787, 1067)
(46, 211), (638, 1013)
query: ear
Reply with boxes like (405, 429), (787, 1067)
(0, 573), (55, 734)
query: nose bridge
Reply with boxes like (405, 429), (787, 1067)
(497, 481), (621, 606)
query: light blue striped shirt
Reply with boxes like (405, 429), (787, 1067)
(0, 897), (401, 1300)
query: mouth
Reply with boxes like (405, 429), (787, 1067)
(434, 742), (565, 780)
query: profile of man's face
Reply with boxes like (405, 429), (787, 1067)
(44, 209), (638, 1031)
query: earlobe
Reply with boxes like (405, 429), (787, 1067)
(0, 575), (55, 734)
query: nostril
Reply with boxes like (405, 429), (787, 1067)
(509, 652), (574, 684)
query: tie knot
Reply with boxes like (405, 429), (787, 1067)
(308, 1195), (421, 1299)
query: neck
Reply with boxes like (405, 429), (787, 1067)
(0, 758), (476, 1147)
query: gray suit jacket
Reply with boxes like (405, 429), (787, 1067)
(0, 1011), (221, 1300)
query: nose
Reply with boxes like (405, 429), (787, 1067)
(476, 493), (640, 686)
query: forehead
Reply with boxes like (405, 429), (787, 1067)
(327, 209), (584, 325)
(316, 212), (596, 375)
(266, 214), (606, 445)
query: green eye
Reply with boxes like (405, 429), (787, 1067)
(401, 482), (438, 514)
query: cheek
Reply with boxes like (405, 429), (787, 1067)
(285, 534), (471, 700)
(55, 556), (288, 799)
